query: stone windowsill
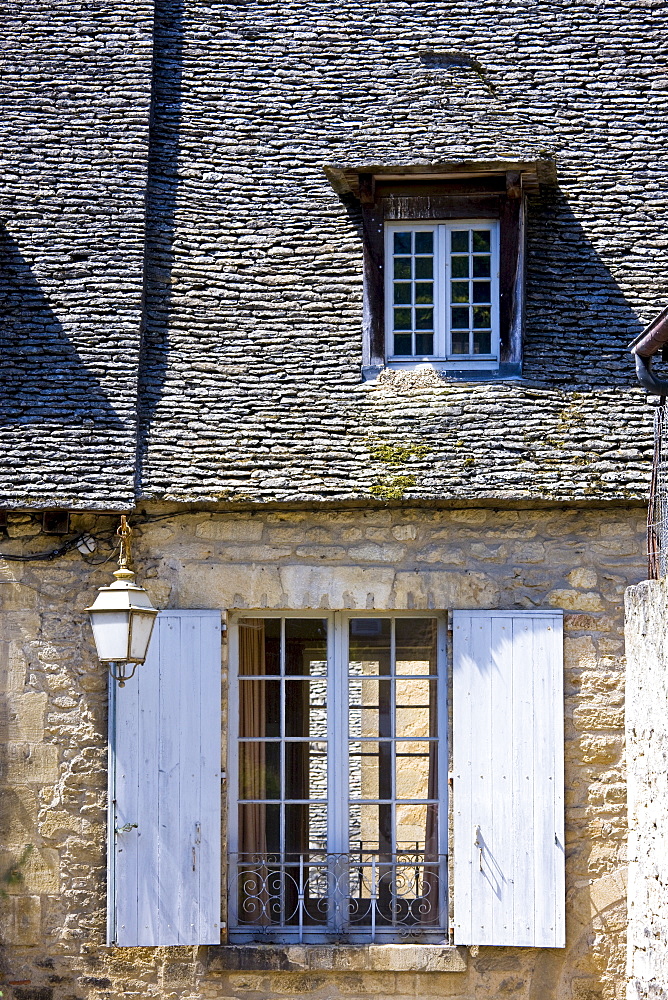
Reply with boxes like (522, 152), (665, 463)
(205, 943), (467, 973)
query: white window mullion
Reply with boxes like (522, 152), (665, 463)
(329, 612), (348, 856)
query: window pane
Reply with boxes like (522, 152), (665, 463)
(474, 330), (492, 354)
(239, 679), (281, 737)
(415, 307), (433, 330)
(306, 803), (328, 852)
(286, 742), (327, 799)
(350, 741), (379, 799)
(451, 307), (469, 329)
(396, 678), (433, 738)
(349, 803), (392, 853)
(239, 741), (280, 799)
(285, 803), (310, 856)
(415, 257), (433, 279)
(396, 803), (434, 849)
(349, 677), (391, 737)
(393, 333), (412, 355)
(415, 333), (434, 355)
(308, 743), (328, 800)
(472, 255), (491, 278)
(393, 307), (412, 330)
(451, 281), (469, 303)
(393, 257), (411, 279)
(414, 282), (433, 304)
(415, 231), (433, 254)
(472, 281), (491, 303)
(396, 618), (437, 673)
(393, 282), (411, 304)
(451, 230), (469, 252)
(349, 619), (391, 674)
(349, 741), (393, 799)
(396, 741), (433, 800)
(238, 802), (280, 855)
(451, 330), (469, 354)
(472, 230), (491, 252)
(285, 618), (327, 675)
(394, 232), (412, 254)
(451, 256), (469, 278)
(285, 679), (327, 737)
(239, 618), (279, 675)
(473, 306), (491, 329)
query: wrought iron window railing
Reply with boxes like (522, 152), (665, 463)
(227, 851), (447, 943)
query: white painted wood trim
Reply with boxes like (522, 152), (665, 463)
(110, 609), (222, 947)
(452, 610), (565, 948)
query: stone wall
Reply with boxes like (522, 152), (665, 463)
(625, 579), (668, 1000)
(0, 502), (644, 999)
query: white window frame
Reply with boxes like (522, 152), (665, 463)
(227, 610), (449, 943)
(384, 220), (500, 371)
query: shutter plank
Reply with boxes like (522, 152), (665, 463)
(114, 663), (140, 945)
(197, 615), (222, 943)
(157, 614), (181, 944)
(490, 616), (514, 943)
(110, 610), (222, 946)
(453, 610), (564, 948)
(470, 615), (494, 941)
(178, 615), (201, 943)
(453, 615), (473, 944)
(552, 616), (566, 947)
(137, 632), (161, 945)
(511, 617), (535, 947)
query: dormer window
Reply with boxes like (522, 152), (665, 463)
(324, 158), (556, 380)
(386, 221), (499, 368)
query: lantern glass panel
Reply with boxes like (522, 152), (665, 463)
(129, 610), (157, 663)
(90, 610), (131, 662)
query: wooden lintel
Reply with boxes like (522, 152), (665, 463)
(324, 159), (556, 200)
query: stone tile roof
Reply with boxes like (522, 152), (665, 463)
(2, 2), (666, 508)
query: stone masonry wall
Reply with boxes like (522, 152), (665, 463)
(0, 2), (153, 509)
(0, 503), (645, 1000)
(625, 579), (668, 1000)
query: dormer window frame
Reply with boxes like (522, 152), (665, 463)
(384, 219), (501, 371)
(324, 159), (556, 381)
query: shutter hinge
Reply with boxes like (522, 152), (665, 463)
(115, 823), (138, 835)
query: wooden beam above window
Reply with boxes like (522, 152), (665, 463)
(323, 158), (557, 201)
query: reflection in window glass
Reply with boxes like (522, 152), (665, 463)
(348, 618), (438, 855)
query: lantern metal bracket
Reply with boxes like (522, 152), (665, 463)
(108, 660), (138, 688)
(117, 515), (133, 572)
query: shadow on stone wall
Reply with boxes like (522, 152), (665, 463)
(136, 0), (184, 488)
(0, 227), (122, 426)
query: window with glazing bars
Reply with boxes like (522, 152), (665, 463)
(228, 614), (447, 942)
(385, 221), (500, 364)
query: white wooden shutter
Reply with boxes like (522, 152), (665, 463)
(452, 610), (564, 948)
(108, 610), (222, 946)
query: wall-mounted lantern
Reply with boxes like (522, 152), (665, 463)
(86, 516), (158, 686)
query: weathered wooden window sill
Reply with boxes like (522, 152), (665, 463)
(205, 943), (468, 973)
